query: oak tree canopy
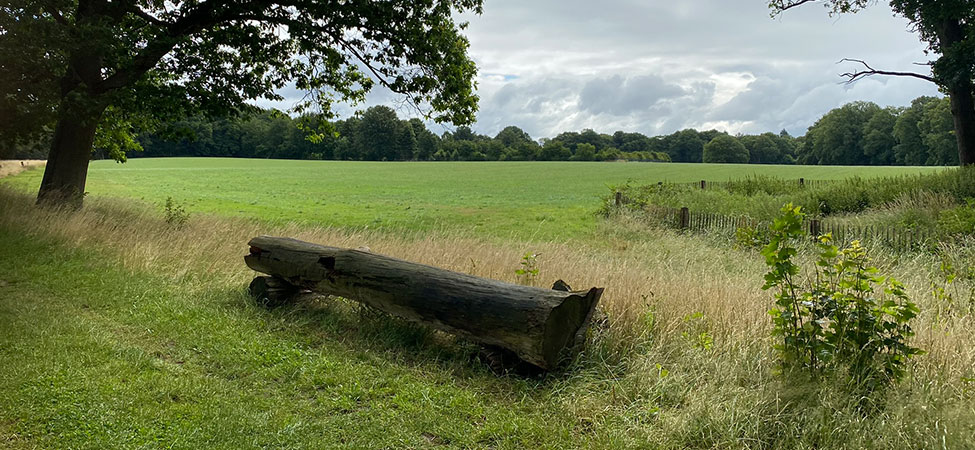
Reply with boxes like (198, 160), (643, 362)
(0, 0), (482, 206)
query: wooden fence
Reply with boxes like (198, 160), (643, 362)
(649, 178), (839, 191)
(615, 200), (935, 251)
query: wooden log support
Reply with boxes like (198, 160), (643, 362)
(249, 275), (304, 306)
(244, 236), (604, 370)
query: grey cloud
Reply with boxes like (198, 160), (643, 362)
(579, 75), (686, 116)
(685, 81), (717, 107)
(710, 76), (803, 121)
(257, 0), (942, 140)
(454, 0), (938, 137)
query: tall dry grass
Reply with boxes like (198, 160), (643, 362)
(0, 188), (773, 351)
(0, 188), (972, 379)
(0, 160), (45, 178)
(1, 187), (974, 446)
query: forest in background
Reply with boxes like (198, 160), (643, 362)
(3, 95), (956, 166)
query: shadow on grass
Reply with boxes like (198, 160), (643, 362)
(223, 287), (554, 385)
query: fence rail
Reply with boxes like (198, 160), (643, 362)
(648, 178), (840, 191)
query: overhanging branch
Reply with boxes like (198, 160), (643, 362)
(128, 5), (169, 27)
(224, 13), (430, 115)
(45, 6), (69, 25)
(95, 2), (261, 93)
(839, 58), (938, 85)
(772, 0), (819, 12)
(91, 1), (439, 119)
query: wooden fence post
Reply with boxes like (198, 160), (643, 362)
(679, 207), (690, 229)
(614, 191), (622, 207)
(809, 219), (821, 237)
(700, 180), (706, 190)
(799, 178), (804, 187)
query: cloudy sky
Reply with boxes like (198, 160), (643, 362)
(264, 0), (943, 140)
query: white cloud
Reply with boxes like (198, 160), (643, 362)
(256, 0), (944, 139)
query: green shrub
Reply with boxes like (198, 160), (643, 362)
(515, 252), (540, 286)
(930, 247), (975, 317)
(724, 175), (804, 196)
(762, 204), (923, 391)
(164, 197), (189, 229)
(937, 199), (975, 235)
(734, 224), (769, 250)
(680, 312), (713, 351)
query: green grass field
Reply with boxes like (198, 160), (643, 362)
(2, 160), (972, 448)
(0, 158), (944, 240)
(0, 228), (583, 448)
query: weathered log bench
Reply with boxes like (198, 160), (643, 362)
(244, 236), (604, 370)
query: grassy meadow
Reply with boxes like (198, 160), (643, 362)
(1, 160), (973, 448)
(0, 158), (943, 241)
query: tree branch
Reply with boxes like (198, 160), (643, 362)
(127, 5), (169, 27)
(223, 13), (410, 95)
(95, 2), (270, 93)
(43, 5), (69, 25)
(839, 58), (938, 85)
(782, 0), (817, 11)
(223, 11), (431, 117)
(93, 0), (432, 119)
(772, 0), (819, 12)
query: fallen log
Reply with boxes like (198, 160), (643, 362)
(244, 236), (604, 370)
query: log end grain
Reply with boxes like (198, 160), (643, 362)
(541, 287), (604, 369)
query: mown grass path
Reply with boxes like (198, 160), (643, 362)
(0, 159), (943, 240)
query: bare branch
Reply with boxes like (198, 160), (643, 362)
(770, 0), (819, 14)
(838, 58), (938, 85)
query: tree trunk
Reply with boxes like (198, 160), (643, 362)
(936, 18), (975, 166)
(947, 80), (975, 166)
(36, 31), (109, 208)
(244, 236), (604, 370)
(36, 103), (105, 207)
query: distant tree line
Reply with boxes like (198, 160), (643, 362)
(799, 96), (957, 166)
(2, 96), (956, 166)
(127, 107), (791, 163)
(129, 105), (675, 162)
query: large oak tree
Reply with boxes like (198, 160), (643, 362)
(769, 0), (975, 165)
(0, 0), (481, 206)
